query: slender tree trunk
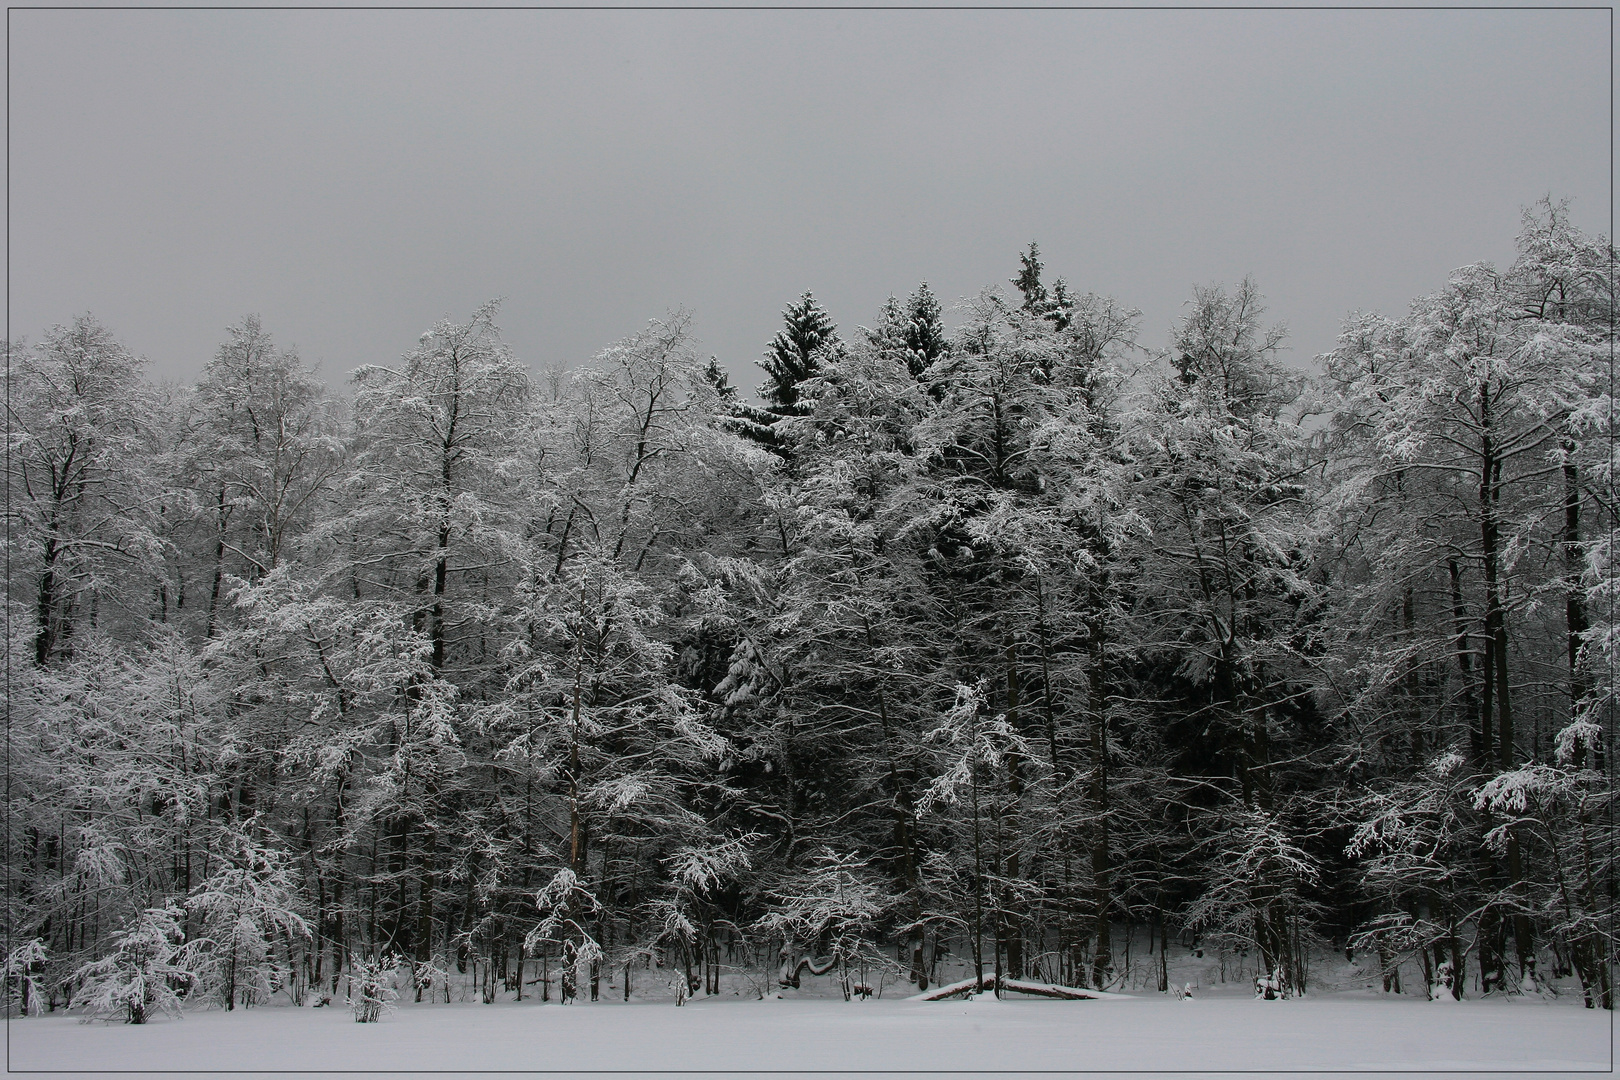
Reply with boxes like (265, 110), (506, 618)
(1002, 630), (1025, 981)
(863, 615), (927, 989)
(1448, 559), (1484, 763)
(971, 761), (985, 990)
(34, 533), (61, 666)
(416, 836), (436, 969)
(1563, 446), (1590, 761)
(1480, 410), (1532, 982)
(1088, 625), (1112, 990)
(206, 485), (229, 639)
(431, 522), (449, 671)
(1403, 586), (1425, 763)
(570, 669), (584, 874)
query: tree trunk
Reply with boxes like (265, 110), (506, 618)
(1403, 586), (1425, 763)
(1448, 560), (1484, 763)
(1002, 631), (1025, 981)
(970, 763), (985, 990)
(1563, 446), (1590, 762)
(34, 534), (61, 666)
(1480, 407), (1532, 983)
(1088, 628), (1112, 990)
(206, 485), (229, 639)
(431, 523), (449, 671)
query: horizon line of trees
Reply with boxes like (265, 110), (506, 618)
(4, 197), (1616, 1020)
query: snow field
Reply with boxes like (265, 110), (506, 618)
(11, 991), (1610, 1076)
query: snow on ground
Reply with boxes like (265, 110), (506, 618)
(10, 988), (1610, 1077)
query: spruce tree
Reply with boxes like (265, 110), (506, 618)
(702, 356), (738, 401)
(735, 292), (842, 455)
(761, 291), (839, 411)
(1047, 278), (1076, 332)
(865, 295), (908, 369)
(1012, 242), (1048, 313)
(1012, 243), (1079, 332)
(902, 282), (948, 381)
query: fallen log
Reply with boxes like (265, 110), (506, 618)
(999, 976), (1131, 1000)
(906, 974), (1129, 1001)
(906, 975), (990, 1001)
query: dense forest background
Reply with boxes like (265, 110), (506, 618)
(5, 198), (1616, 1017)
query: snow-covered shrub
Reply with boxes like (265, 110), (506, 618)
(410, 956), (449, 1003)
(3, 939), (50, 1017)
(755, 847), (896, 1000)
(70, 904), (203, 1024)
(1472, 762), (1612, 1000)
(187, 826), (310, 1010)
(643, 832), (759, 1000)
(524, 869), (603, 1004)
(1347, 910), (1430, 994)
(1184, 809), (1323, 998)
(1431, 959), (1458, 1001)
(348, 955), (400, 1022)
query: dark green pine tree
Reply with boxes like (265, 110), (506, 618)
(702, 356), (739, 401)
(902, 282), (948, 381)
(866, 295), (908, 366)
(1047, 278), (1076, 332)
(761, 292), (839, 411)
(734, 292), (842, 455)
(1012, 242), (1048, 313)
(1013, 242), (1078, 331)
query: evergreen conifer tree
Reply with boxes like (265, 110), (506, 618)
(865, 295), (908, 367)
(1013, 242), (1048, 313)
(1012, 243), (1079, 332)
(902, 282), (949, 381)
(761, 292), (839, 412)
(702, 356), (738, 401)
(734, 292), (842, 456)
(1047, 278), (1077, 332)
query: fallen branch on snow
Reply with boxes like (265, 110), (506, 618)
(906, 974), (1130, 1001)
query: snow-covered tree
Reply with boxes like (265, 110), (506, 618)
(524, 869), (603, 1004)
(756, 846), (894, 1000)
(650, 832), (757, 997)
(5, 315), (161, 666)
(347, 954), (400, 1022)
(1182, 808), (1322, 997)
(187, 826), (311, 1010)
(1323, 204), (1614, 996)
(187, 315), (342, 636)
(3, 939), (49, 1017)
(70, 904), (203, 1024)
(733, 292), (844, 458)
(10, 197), (1614, 1020)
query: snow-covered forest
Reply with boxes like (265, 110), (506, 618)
(5, 197), (1616, 1024)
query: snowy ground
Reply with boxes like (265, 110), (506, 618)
(9, 988), (1611, 1077)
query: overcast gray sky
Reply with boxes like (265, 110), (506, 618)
(10, 8), (1611, 393)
